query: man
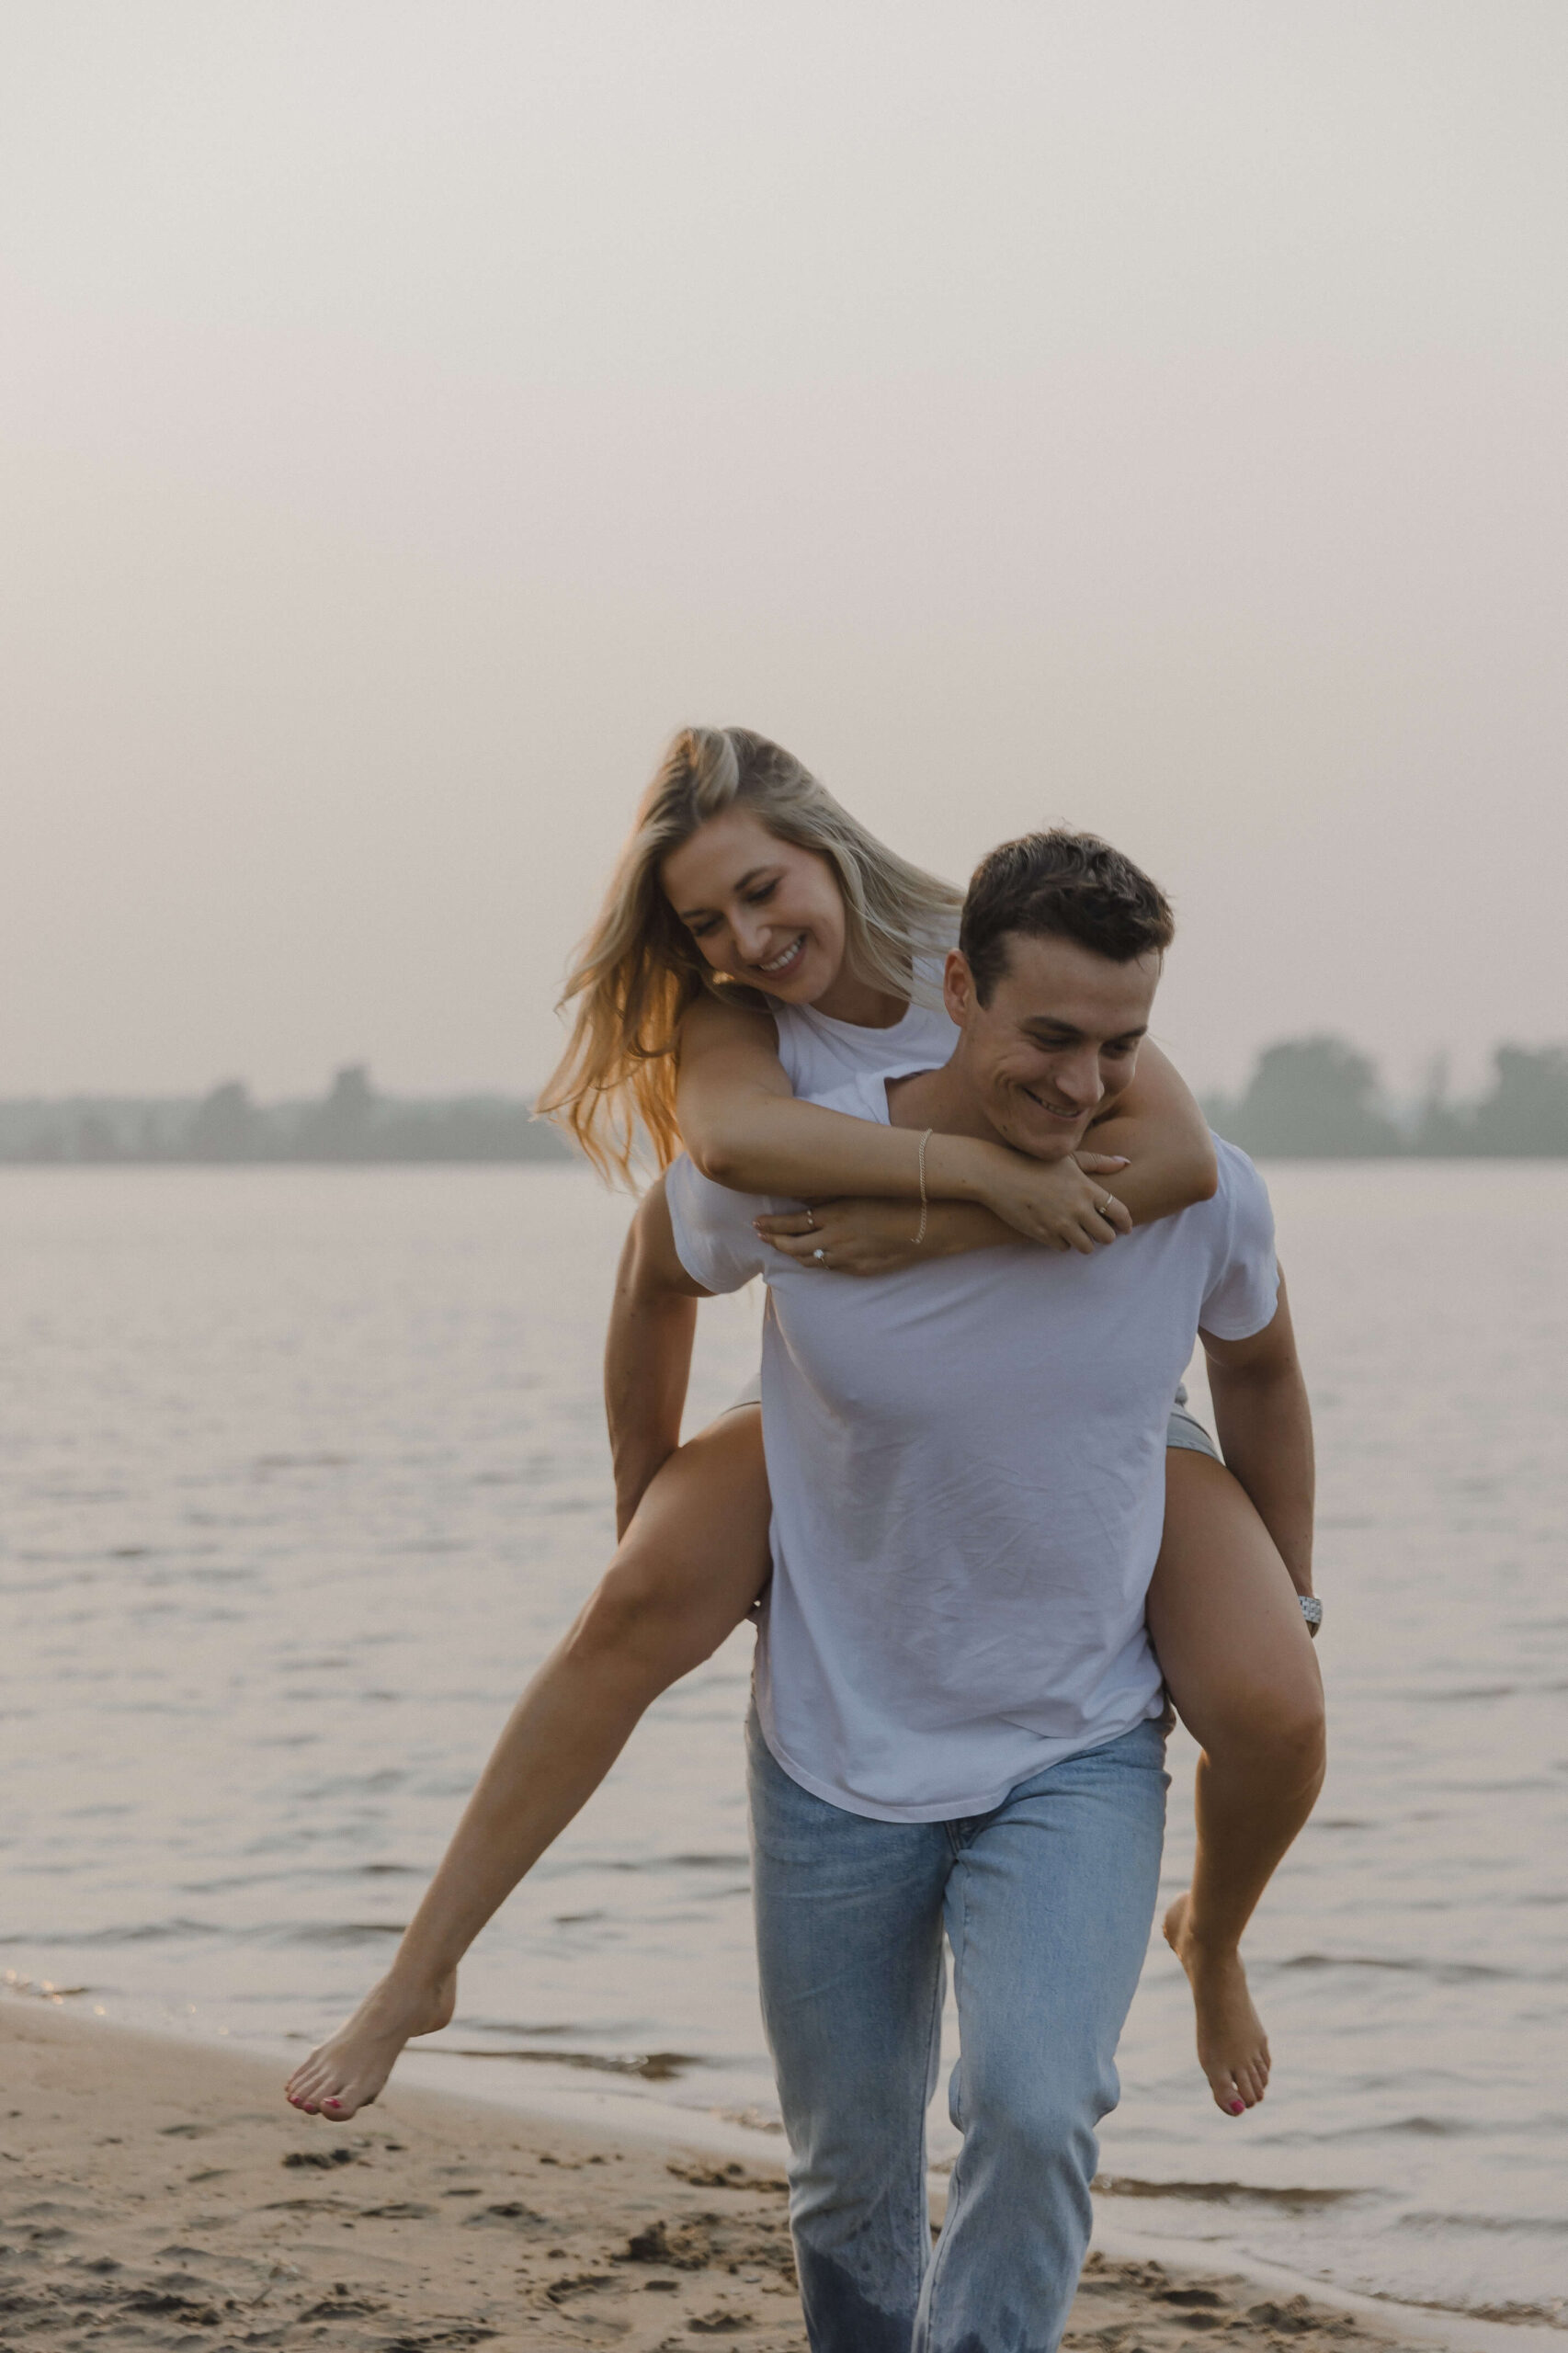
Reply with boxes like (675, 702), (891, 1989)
(628, 831), (1309, 2353)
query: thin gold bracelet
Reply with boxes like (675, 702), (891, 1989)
(914, 1127), (933, 1245)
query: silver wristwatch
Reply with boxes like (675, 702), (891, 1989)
(1299, 1596), (1323, 1639)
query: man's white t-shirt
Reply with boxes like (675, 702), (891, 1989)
(666, 1075), (1279, 1824)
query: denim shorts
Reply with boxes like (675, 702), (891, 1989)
(1165, 1384), (1221, 1460)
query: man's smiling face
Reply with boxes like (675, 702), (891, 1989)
(943, 933), (1163, 1160)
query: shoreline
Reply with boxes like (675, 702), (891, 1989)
(2, 1997), (1464, 2353)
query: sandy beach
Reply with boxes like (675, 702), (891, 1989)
(1, 1995), (1430, 2353)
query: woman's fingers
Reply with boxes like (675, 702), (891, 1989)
(760, 1222), (887, 1274)
(760, 1228), (824, 1262)
(1063, 1205), (1123, 1254)
(753, 1210), (824, 1238)
(1069, 1185), (1131, 1245)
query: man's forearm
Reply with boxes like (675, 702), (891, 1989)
(1206, 1359), (1316, 1596)
(604, 1208), (699, 1537)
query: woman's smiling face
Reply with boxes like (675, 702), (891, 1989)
(661, 806), (848, 1004)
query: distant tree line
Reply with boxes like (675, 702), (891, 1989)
(0, 1066), (575, 1165)
(1204, 1038), (1568, 1157)
(5, 1040), (1567, 1165)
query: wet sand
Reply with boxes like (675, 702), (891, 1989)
(2, 1998), (1423, 2351)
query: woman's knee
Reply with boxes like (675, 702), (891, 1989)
(565, 1416), (770, 1685)
(566, 1553), (684, 1676)
(566, 1534), (734, 1683)
(1200, 1656), (1325, 1779)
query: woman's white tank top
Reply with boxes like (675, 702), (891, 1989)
(768, 963), (956, 1106)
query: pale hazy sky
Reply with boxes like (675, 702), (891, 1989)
(5, 2), (1564, 1103)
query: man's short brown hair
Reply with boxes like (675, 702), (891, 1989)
(960, 831), (1175, 1003)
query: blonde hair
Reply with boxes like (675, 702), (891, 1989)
(538, 726), (961, 1184)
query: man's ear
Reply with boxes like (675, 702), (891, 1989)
(943, 949), (976, 1025)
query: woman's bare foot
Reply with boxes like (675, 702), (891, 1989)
(285, 1971), (456, 2120)
(1163, 1892), (1271, 2116)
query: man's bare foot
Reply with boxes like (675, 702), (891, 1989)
(285, 1971), (456, 2120)
(1163, 1892), (1270, 2116)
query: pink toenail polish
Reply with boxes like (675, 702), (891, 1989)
(1228, 2099), (1245, 2114)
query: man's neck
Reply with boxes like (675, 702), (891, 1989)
(886, 1058), (997, 1142)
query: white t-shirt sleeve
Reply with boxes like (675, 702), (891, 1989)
(665, 1072), (892, 1296)
(1199, 1142), (1280, 1340)
(665, 1154), (769, 1296)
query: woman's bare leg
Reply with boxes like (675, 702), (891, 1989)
(1146, 1448), (1326, 2117)
(285, 1407), (770, 2120)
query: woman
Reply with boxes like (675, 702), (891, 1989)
(286, 728), (1324, 2128)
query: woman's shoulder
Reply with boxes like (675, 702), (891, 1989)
(678, 988), (779, 1056)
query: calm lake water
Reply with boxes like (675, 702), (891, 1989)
(3, 1164), (1563, 2331)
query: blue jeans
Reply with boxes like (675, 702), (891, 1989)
(747, 1711), (1168, 2353)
